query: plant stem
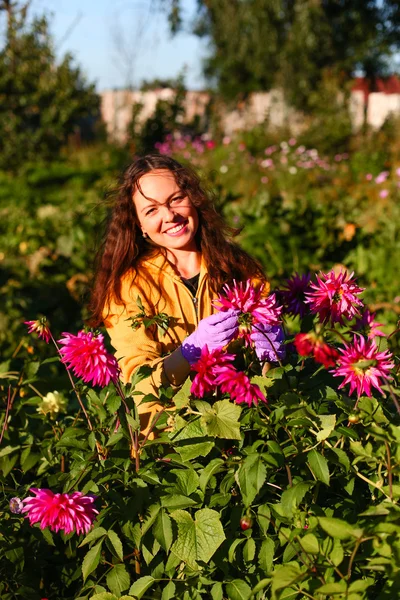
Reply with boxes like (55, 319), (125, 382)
(0, 386), (12, 446)
(384, 440), (393, 500)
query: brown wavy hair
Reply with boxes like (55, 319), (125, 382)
(88, 153), (266, 327)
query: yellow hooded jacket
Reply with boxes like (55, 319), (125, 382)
(104, 251), (269, 435)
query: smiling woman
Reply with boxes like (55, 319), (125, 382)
(88, 154), (268, 436)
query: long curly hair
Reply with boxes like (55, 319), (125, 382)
(88, 153), (266, 326)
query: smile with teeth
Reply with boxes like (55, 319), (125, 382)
(165, 222), (187, 235)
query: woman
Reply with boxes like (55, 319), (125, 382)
(89, 154), (268, 435)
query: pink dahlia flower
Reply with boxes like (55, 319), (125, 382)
(280, 273), (312, 318)
(215, 367), (266, 407)
(190, 346), (235, 398)
(21, 488), (98, 535)
(25, 318), (51, 344)
(294, 332), (339, 368)
(58, 330), (120, 387)
(354, 309), (386, 340)
(305, 270), (364, 325)
(332, 335), (394, 397)
(213, 279), (282, 344)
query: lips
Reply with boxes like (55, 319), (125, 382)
(164, 221), (188, 236)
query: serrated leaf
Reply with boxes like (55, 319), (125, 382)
(153, 509), (173, 552)
(319, 517), (363, 540)
(79, 527), (108, 547)
(201, 400), (242, 440)
(172, 468), (200, 496)
(172, 418), (214, 461)
(106, 564), (130, 596)
(330, 538), (344, 566)
(235, 454), (266, 507)
(330, 447), (350, 471)
(90, 594), (118, 600)
(129, 575), (155, 599)
(243, 538), (256, 562)
(161, 580), (176, 600)
(141, 504), (161, 536)
(173, 377), (192, 409)
(170, 508), (225, 570)
(271, 564), (304, 598)
(82, 540), (102, 582)
(199, 458), (224, 493)
(108, 530), (124, 561)
(307, 449), (330, 485)
(225, 579), (252, 600)
(259, 537), (274, 573)
(315, 581), (347, 594)
(280, 482), (313, 517)
(299, 533), (319, 554)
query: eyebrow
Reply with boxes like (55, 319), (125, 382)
(139, 191), (185, 213)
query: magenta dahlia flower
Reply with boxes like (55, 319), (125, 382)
(332, 335), (394, 397)
(355, 309), (386, 340)
(21, 488), (98, 535)
(305, 270), (364, 324)
(215, 367), (266, 407)
(213, 279), (282, 344)
(25, 318), (51, 343)
(58, 330), (120, 387)
(280, 273), (312, 318)
(190, 346), (235, 398)
(294, 332), (339, 368)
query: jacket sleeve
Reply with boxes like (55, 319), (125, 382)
(104, 286), (173, 396)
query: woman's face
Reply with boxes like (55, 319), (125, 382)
(133, 170), (199, 253)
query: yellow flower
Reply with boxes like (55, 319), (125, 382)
(37, 391), (67, 419)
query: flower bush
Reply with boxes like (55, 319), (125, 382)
(1, 271), (399, 600)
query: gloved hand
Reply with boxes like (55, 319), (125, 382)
(251, 323), (286, 362)
(181, 309), (239, 364)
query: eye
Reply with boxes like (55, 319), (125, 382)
(171, 195), (185, 203)
(145, 207), (157, 216)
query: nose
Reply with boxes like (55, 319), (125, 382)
(162, 203), (177, 221)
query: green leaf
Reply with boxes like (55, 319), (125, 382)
(228, 538), (246, 563)
(330, 447), (350, 471)
(141, 503), (161, 536)
(271, 564), (304, 598)
(201, 399), (242, 440)
(236, 454), (266, 507)
(330, 538), (344, 566)
(90, 594), (118, 600)
(153, 509), (173, 552)
(130, 365), (153, 388)
(259, 537), (274, 573)
(318, 517), (363, 540)
(82, 540), (102, 582)
(225, 579), (252, 600)
(243, 538), (256, 562)
(106, 564), (130, 596)
(307, 449), (330, 485)
(172, 418), (214, 461)
(129, 576), (156, 599)
(316, 414), (336, 441)
(299, 533), (319, 554)
(107, 530), (124, 561)
(79, 527), (108, 547)
(280, 482), (313, 517)
(173, 377), (192, 409)
(161, 581), (176, 600)
(199, 458), (224, 493)
(315, 581), (347, 594)
(211, 582), (223, 600)
(170, 508), (225, 570)
(172, 468), (200, 496)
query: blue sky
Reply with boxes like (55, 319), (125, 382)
(32, 0), (206, 91)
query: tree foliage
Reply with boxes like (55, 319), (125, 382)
(0, 4), (99, 170)
(160, 0), (400, 109)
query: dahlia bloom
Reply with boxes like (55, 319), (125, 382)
(355, 309), (386, 340)
(58, 330), (120, 387)
(305, 270), (364, 324)
(21, 488), (98, 535)
(213, 279), (282, 344)
(332, 335), (394, 397)
(215, 367), (266, 407)
(280, 273), (312, 318)
(25, 318), (51, 344)
(294, 332), (339, 368)
(190, 346), (235, 398)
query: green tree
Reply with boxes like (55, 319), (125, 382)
(0, 1), (99, 170)
(160, 0), (400, 110)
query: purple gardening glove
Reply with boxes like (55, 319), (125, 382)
(181, 309), (239, 364)
(251, 323), (286, 362)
